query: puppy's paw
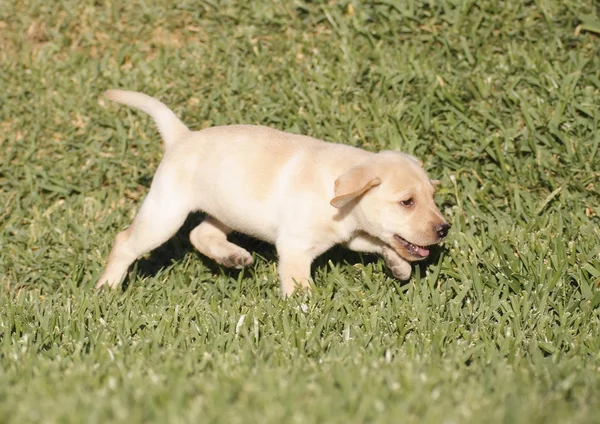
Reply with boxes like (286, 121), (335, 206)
(281, 281), (312, 298)
(382, 248), (412, 280)
(218, 247), (253, 269)
(95, 268), (126, 290)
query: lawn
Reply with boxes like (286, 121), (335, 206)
(1, 0), (599, 423)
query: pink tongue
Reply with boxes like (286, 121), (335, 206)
(416, 246), (430, 257)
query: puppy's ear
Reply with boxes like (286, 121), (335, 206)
(430, 179), (440, 187)
(330, 165), (381, 208)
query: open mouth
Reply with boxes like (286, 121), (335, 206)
(394, 235), (432, 259)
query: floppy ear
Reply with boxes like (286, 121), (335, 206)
(430, 179), (440, 187)
(330, 165), (381, 208)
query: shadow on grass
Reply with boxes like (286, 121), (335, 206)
(121, 211), (448, 291)
(414, 244), (446, 276)
(122, 212), (276, 290)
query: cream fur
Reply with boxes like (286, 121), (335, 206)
(97, 90), (449, 297)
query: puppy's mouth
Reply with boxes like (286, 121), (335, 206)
(393, 235), (431, 260)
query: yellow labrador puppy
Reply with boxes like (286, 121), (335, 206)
(96, 90), (450, 296)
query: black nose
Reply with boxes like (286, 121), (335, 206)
(435, 222), (450, 239)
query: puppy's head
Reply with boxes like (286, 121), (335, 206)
(331, 151), (449, 261)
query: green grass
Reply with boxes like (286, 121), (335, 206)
(1, 0), (600, 422)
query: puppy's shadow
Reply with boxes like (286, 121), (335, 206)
(314, 244), (446, 282)
(412, 245), (446, 278)
(125, 211), (374, 289)
(125, 211), (448, 289)
(126, 212), (276, 289)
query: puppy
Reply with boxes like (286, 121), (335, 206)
(96, 90), (450, 296)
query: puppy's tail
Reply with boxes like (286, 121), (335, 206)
(104, 90), (190, 149)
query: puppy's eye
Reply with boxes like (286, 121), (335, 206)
(399, 198), (414, 207)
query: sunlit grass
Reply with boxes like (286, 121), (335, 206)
(1, 0), (599, 423)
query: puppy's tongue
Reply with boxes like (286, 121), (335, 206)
(415, 246), (430, 257)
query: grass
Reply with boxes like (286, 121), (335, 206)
(1, 0), (599, 422)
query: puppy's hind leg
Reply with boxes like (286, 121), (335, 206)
(189, 217), (253, 268)
(96, 186), (191, 289)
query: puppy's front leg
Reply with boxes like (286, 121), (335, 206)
(276, 242), (314, 297)
(345, 232), (412, 280)
(381, 247), (412, 280)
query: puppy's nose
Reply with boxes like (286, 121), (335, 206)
(435, 222), (450, 239)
